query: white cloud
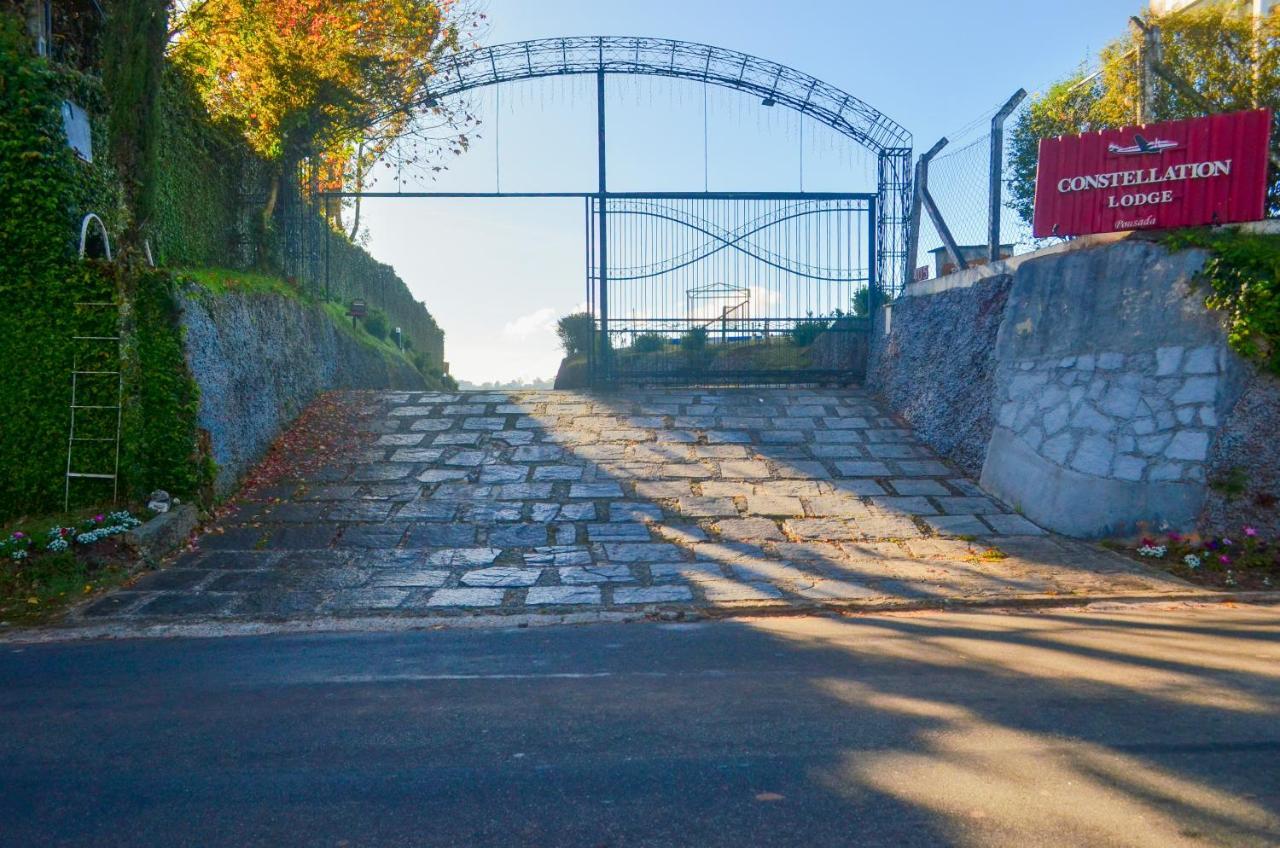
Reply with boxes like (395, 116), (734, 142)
(502, 307), (559, 339)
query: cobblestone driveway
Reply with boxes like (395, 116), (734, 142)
(81, 389), (1195, 624)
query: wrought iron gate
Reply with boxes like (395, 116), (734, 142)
(588, 192), (876, 386)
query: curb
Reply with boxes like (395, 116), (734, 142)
(4, 590), (1279, 645)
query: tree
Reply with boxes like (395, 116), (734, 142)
(1009, 5), (1280, 226)
(556, 313), (595, 358)
(169, 0), (481, 225)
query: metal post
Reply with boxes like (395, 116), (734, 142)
(1131, 17), (1158, 125)
(917, 138), (968, 274)
(905, 158), (924, 284)
(324, 194), (332, 301)
(596, 69), (610, 376)
(989, 89), (1026, 263)
(867, 194), (879, 319)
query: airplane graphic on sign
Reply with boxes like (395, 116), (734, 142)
(1108, 135), (1180, 156)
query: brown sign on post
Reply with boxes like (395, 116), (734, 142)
(347, 299), (367, 330)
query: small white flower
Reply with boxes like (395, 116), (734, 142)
(1137, 544), (1167, 558)
(1183, 554), (1201, 569)
(11, 549), (28, 561)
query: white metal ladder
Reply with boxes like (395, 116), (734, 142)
(64, 300), (124, 511)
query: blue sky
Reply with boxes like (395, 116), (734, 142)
(362, 0), (1146, 384)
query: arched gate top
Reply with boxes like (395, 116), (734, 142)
(415, 36), (912, 155)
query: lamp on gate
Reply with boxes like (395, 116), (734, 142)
(761, 96), (777, 107)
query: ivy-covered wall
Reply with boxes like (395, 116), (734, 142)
(0, 8), (451, 521)
(0, 16), (207, 519)
(323, 235), (446, 368)
(150, 68), (250, 269)
(147, 67), (446, 361)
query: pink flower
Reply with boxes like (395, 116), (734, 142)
(93, 514), (104, 523)
(12, 532), (23, 539)
(1168, 532), (1183, 543)
(1220, 555), (1231, 565)
(1244, 527), (1258, 537)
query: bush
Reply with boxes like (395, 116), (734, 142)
(362, 307), (389, 341)
(851, 288), (871, 318)
(631, 332), (666, 353)
(790, 315), (832, 347)
(681, 326), (708, 352)
(1165, 229), (1280, 374)
(557, 312), (595, 357)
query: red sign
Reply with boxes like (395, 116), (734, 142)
(1032, 109), (1272, 238)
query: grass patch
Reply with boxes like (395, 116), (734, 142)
(177, 267), (304, 299)
(322, 301), (410, 359)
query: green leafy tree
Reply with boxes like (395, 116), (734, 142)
(1009, 5), (1280, 225)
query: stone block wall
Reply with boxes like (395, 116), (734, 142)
(996, 345), (1228, 487)
(180, 288), (425, 496)
(872, 232), (1280, 538)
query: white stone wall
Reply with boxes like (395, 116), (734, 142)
(997, 344), (1227, 488)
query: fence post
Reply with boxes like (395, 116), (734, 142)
(906, 158), (923, 284)
(989, 89), (1027, 263)
(916, 138), (968, 275)
(1131, 16), (1159, 125)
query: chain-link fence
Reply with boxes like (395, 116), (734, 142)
(912, 95), (1051, 282)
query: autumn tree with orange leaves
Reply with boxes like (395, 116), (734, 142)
(170, 0), (481, 232)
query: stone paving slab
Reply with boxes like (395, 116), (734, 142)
(75, 389), (1202, 625)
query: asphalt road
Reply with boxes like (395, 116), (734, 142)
(2, 604), (1279, 847)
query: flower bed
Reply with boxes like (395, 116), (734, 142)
(0, 510), (147, 624)
(1126, 528), (1279, 591)
(1, 511), (142, 561)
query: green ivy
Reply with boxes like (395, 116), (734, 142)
(1164, 228), (1280, 375)
(0, 15), (208, 520)
(150, 68), (245, 267)
(120, 267), (214, 502)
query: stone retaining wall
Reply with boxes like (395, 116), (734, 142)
(871, 232), (1280, 538)
(868, 275), (1010, 478)
(180, 288), (425, 496)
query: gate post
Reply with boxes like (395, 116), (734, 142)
(867, 194), (879, 319)
(596, 69), (610, 379)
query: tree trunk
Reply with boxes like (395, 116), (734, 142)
(348, 142), (364, 241)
